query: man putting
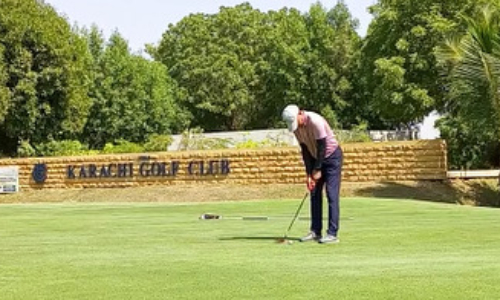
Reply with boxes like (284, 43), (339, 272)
(282, 105), (343, 244)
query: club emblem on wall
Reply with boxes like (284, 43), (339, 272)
(32, 163), (47, 184)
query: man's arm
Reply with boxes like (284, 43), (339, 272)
(313, 138), (326, 171)
(299, 143), (314, 175)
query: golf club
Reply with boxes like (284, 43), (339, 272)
(200, 213), (353, 221)
(276, 192), (308, 244)
(199, 213), (269, 221)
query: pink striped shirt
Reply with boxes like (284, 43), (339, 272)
(294, 111), (338, 159)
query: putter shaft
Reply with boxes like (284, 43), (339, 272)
(283, 192), (308, 239)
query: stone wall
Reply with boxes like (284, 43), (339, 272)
(0, 140), (447, 190)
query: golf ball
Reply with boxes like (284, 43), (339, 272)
(287, 240), (294, 245)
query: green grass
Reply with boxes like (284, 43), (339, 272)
(1, 198), (499, 299)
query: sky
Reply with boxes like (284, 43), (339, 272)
(44, 0), (376, 54)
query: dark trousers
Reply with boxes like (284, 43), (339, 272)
(310, 147), (343, 236)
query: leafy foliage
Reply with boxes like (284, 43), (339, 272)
(0, 0), (92, 153)
(437, 115), (499, 169)
(16, 140), (36, 158)
(143, 134), (174, 152)
(153, 2), (360, 131)
(154, 4), (266, 131)
(101, 140), (144, 154)
(336, 124), (373, 144)
(35, 140), (98, 157)
(82, 29), (187, 148)
(436, 3), (500, 169)
(358, 0), (483, 128)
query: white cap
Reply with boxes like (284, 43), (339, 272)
(282, 105), (299, 132)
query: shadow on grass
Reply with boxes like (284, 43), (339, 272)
(354, 180), (500, 207)
(465, 181), (500, 207)
(218, 236), (302, 242)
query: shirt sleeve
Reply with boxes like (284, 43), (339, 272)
(299, 143), (314, 175)
(313, 138), (326, 170)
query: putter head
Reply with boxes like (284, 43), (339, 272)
(276, 238), (294, 245)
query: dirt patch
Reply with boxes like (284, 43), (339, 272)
(0, 184), (306, 204)
(1, 180), (498, 207)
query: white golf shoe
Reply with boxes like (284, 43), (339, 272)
(318, 234), (339, 244)
(299, 231), (321, 242)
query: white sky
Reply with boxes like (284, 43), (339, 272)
(44, 0), (376, 54)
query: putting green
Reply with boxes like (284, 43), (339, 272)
(0, 198), (499, 299)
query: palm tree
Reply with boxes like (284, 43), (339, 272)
(436, 4), (500, 183)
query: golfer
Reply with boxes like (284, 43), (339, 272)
(282, 104), (343, 244)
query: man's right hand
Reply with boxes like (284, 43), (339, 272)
(307, 176), (316, 191)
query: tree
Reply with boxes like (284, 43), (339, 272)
(82, 30), (187, 148)
(359, 0), (484, 129)
(436, 4), (500, 170)
(154, 3), (268, 131)
(251, 2), (361, 130)
(154, 2), (361, 131)
(316, 1), (361, 128)
(249, 7), (310, 128)
(303, 2), (350, 116)
(437, 4), (500, 129)
(0, 0), (92, 154)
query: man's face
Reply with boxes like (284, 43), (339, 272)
(297, 111), (306, 128)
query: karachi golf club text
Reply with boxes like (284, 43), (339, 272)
(65, 160), (230, 179)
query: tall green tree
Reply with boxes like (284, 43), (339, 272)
(436, 4), (500, 169)
(256, 1), (360, 129)
(303, 3), (348, 118)
(83, 30), (187, 148)
(0, 0), (92, 154)
(308, 1), (360, 128)
(359, 0), (484, 129)
(437, 4), (500, 128)
(250, 7), (310, 128)
(154, 3), (268, 131)
(154, 2), (361, 131)
(250, 2), (361, 129)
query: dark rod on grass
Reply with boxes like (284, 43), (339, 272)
(199, 214), (269, 220)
